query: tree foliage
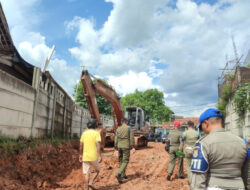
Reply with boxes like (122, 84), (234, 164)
(233, 83), (250, 118)
(121, 89), (173, 123)
(72, 82), (112, 115)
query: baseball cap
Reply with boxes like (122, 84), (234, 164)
(197, 108), (222, 130)
(174, 121), (181, 127)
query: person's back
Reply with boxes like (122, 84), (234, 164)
(201, 129), (246, 188)
(182, 121), (199, 184)
(167, 122), (184, 180)
(183, 129), (199, 147)
(79, 119), (102, 190)
(81, 129), (101, 161)
(190, 108), (247, 190)
(115, 118), (135, 183)
(169, 129), (182, 146)
(116, 123), (134, 149)
(242, 139), (250, 190)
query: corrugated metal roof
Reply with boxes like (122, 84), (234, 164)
(0, 3), (14, 53)
(0, 2), (34, 85)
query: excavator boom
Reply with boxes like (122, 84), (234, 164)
(81, 70), (123, 131)
(81, 70), (147, 149)
(81, 70), (100, 121)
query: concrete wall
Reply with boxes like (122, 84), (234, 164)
(0, 68), (113, 139)
(225, 99), (250, 140)
(0, 70), (35, 138)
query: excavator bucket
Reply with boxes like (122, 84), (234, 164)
(134, 136), (148, 149)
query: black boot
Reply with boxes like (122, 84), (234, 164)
(116, 174), (123, 184)
(122, 175), (128, 179)
(166, 175), (171, 181)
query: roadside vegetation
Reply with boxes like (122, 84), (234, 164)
(234, 83), (250, 119)
(0, 131), (74, 156)
(217, 81), (250, 119)
(121, 89), (173, 123)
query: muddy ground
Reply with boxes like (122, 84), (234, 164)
(0, 142), (189, 190)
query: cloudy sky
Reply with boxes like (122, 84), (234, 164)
(1, 0), (250, 117)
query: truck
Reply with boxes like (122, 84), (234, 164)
(81, 70), (148, 149)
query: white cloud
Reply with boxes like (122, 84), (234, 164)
(67, 17), (152, 76)
(18, 40), (51, 67)
(67, 0), (250, 116)
(3, 0), (250, 117)
(47, 59), (80, 95)
(1, 0), (41, 45)
(101, 0), (165, 47)
(2, 0), (79, 96)
(107, 71), (160, 96)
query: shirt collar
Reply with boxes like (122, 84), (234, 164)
(210, 128), (225, 134)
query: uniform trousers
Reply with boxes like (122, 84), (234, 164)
(118, 148), (130, 177)
(168, 145), (184, 177)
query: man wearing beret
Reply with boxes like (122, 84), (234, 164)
(166, 121), (184, 180)
(190, 108), (248, 190)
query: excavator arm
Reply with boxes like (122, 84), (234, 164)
(81, 70), (123, 131)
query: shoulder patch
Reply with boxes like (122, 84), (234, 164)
(191, 142), (208, 173)
(243, 138), (250, 162)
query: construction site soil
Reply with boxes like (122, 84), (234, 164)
(0, 142), (189, 190)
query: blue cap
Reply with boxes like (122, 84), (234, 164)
(196, 108), (222, 130)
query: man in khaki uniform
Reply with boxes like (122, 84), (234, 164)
(114, 118), (135, 183)
(181, 120), (199, 184)
(190, 108), (248, 190)
(167, 121), (184, 180)
(242, 138), (250, 190)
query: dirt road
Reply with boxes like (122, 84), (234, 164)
(55, 142), (189, 190)
(0, 142), (189, 190)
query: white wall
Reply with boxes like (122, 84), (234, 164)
(0, 69), (113, 139)
(0, 70), (35, 138)
(225, 99), (250, 140)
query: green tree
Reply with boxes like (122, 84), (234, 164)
(73, 82), (112, 115)
(121, 89), (173, 123)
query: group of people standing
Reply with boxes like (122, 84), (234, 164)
(166, 120), (199, 183)
(79, 108), (250, 190)
(167, 108), (250, 190)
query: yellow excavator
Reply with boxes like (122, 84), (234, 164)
(81, 70), (148, 149)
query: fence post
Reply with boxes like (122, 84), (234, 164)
(51, 86), (57, 139)
(31, 67), (41, 138)
(63, 97), (67, 138)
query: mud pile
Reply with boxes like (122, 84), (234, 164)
(0, 142), (189, 190)
(0, 141), (80, 190)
